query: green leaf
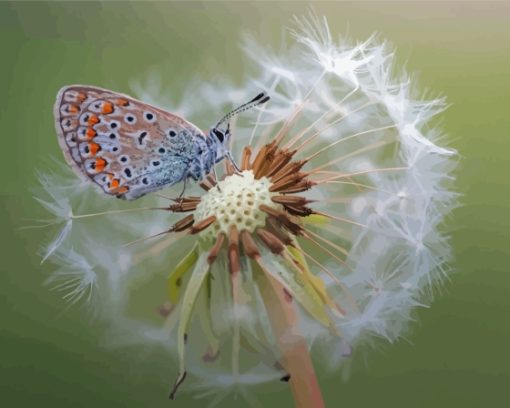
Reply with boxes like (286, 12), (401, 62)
(167, 244), (198, 303)
(257, 250), (332, 328)
(176, 252), (210, 376)
(287, 243), (344, 318)
(197, 274), (220, 361)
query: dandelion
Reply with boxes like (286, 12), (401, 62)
(36, 12), (457, 407)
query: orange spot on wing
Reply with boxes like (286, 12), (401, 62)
(95, 158), (107, 172)
(102, 102), (113, 114)
(113, 186), (129, 195)
(89, 143), (100, 156)
(69, 105), (79, 114)
(77, 93), (86, 102)
(110, 179), (120, 189)
(86, 128), (97, 139)
(88, 114), (99, 126)
(116, 98), (129, 106)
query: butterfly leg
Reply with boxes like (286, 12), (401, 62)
(226, 152), (243, 176)
(178, 177), (188, 199)
(212, 164), (222, 191)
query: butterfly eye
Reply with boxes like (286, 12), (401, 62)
(213, 129), (225, 143)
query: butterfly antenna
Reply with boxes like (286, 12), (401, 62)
(214, 92), (270, 129)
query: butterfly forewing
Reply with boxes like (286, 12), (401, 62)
(54, 85), (206, 200)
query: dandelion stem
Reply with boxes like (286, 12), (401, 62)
(308, 139), (393, 174)
(294, 100), (379, 153)
(71, 206), (162, 219)
(19, 219), (62, 230)
(299, 233), (346, 270)
(303, 228), (350, 257)
(313, 166), (408, 184)
(321, 180), (394, 195)
(228, 226), (241, 380)
(300, 235), (350, 277)
(122, 228), (173, 248)
(249, 76), (278, 146)
(255, 264), (325, 408)
(304, 124), (398, 162)
(255, 122), (278, 151)
(284, 84), (360, 150)
(312, 210), (367, 228)
(298, 248), (360, 315)
(132, 232), (184, 266)
(274, 70), (326, 146)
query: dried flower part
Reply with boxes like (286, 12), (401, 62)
(168, 196), (201, 213)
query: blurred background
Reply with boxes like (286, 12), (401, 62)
(1, 2), (509, 407)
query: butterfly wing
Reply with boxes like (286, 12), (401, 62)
(54, 85), (206, 200)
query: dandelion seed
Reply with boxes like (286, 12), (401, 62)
(32, 172), (75, 263)
(40, 219), (73, 264)
(45, 248), (98, 306)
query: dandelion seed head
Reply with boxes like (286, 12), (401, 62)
(35, 10), (458, 399)
(195, 171), (278, 241)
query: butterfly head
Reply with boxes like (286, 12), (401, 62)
(209, 125), (231, 160)
(209, 92), (270, 161)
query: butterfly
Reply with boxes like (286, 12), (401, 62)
(54, 85), (269, 200)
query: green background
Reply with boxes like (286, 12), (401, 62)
(1, 1), (509, 407)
